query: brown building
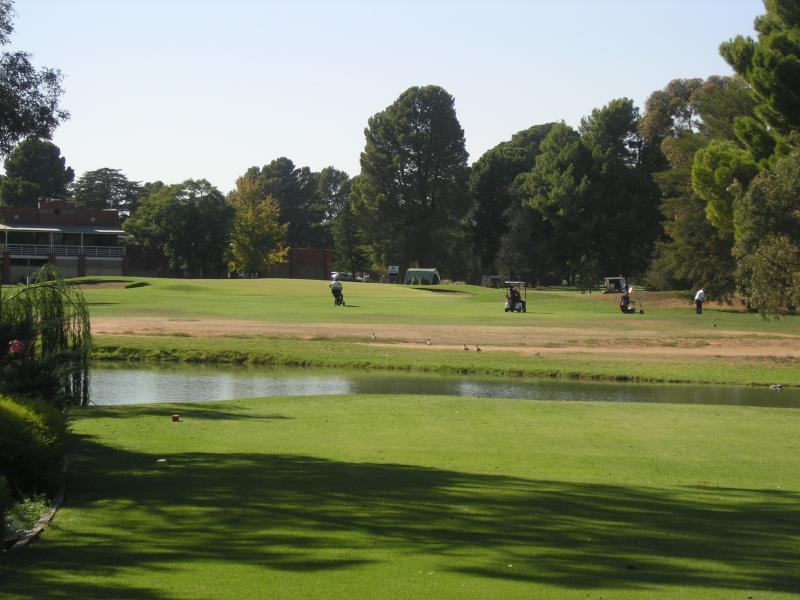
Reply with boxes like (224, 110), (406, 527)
(264, 248), (332, 280)
(0, 200), (126, 283)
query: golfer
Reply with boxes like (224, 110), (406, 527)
(694, 287), (705, 315)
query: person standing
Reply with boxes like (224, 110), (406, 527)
(620, 287), (635, 314)
(329, 274), (344, 305)
(694, 287), (705, 314)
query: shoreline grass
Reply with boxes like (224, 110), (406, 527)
(93, 334), (800, 388)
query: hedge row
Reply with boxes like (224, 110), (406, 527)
(0, 395), (67, 498)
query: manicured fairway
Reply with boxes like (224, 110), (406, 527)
(78, 276), (800, 332)
(77, 277), (800, 388)
(2, 394), (799, 599)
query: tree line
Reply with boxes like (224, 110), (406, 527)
(0, 0), (797, 313)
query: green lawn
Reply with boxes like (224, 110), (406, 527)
(2, 394), (799, 599)
(79, 276), (800, 387)
(78, 276), (800, 333)
(3, 277), (798, 598)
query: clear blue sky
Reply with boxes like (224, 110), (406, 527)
(11, 0), (761, 192)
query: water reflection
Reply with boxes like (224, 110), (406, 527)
(89, 363), (800, 409)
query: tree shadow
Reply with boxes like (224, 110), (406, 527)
(2, 437), (799, 598)
(77, 404), (294, 422)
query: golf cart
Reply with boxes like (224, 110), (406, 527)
(504, 281), (527, 313)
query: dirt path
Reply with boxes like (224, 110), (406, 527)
(91, 316), (800, 359)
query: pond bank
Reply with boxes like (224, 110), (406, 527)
(92, 335), (800, 388)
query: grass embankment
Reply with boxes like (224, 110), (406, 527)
(1, 395), (798, 599)
(93, 334), (800, 387)
(79, 276), (800, 387)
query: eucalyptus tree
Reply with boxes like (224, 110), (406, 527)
(0, 0), (68, 156)
(352, 85), (469, 274)
(124, 179), (233, 277)
(734, 150), (800, 314)
(227, 175), (287, 277)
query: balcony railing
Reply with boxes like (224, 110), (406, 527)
(0, 244), (124, 258)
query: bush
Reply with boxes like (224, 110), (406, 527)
(0, 477), (10, 535)
(0, 395), (67, 496)
(5, 494), (50, 538)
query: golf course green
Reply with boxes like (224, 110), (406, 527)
(1, 278), (798, 598)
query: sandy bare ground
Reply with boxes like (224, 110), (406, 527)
(91, 317), (800, 359)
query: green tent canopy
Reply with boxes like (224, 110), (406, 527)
(404, 268), (441, 285)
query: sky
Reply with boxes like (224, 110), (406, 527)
(10, 0), (762, 193)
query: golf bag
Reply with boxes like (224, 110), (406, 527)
(504, 298), (527, 313)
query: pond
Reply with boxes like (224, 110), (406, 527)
(90, 363), (800, 408)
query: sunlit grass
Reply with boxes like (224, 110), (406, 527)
(2, 394), (798, 599)
(77, 276), (800, 333)
(92, 334), (800, 387)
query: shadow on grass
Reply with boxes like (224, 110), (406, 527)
(79, 404), (294, 422)
(2, 437), (799, 598)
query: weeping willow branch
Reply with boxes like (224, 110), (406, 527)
(0, 264), (91, 406)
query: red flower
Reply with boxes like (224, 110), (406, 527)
(8, 340), (24, 355)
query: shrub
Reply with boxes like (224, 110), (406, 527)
(0, 477), (10, 536)
(0, 395), (67, 496)
(5, 494), (50, 538)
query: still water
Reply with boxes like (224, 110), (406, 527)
(90, 363), (800, 409)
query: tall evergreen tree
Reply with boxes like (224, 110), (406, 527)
(332, 181), (369, 276)
(0, 137), (73, 207)
(246, 158), (328, 249)
(520, 101), (660, 283)
(467, 123), (554, 273)
(70, 167), (142, 214)
(579, 98), (661, 278)
(521, 122), (593, 283)
(352, 85), (469, 275)
(720, 0), (800, 135)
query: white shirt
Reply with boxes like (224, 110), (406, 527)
(694, 289), (705, 302)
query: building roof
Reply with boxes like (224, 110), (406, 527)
(0, 223), (125, 235)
